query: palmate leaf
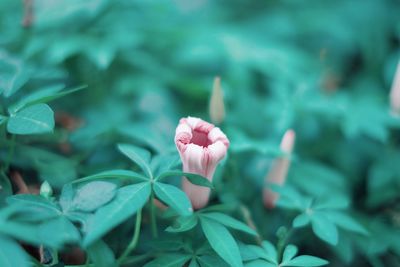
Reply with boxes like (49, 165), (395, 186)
(153, 182), (193, 216)
(117, 144), (152, 178)
(200, 217), (243, 267)
(7, 103), (54, 135)
(83, 182), (151, 247)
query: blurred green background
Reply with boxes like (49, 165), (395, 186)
(1, 0), (400, 266)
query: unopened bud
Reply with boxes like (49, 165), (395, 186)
(263, 129), (296, 209)
(40, 181), (53, 198)
(209, 77), (225, 124)
(390, 60), (400, 116)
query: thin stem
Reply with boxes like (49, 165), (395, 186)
(150, 190), (158, 238)
(4, 134), (16, 171)
(240, 204), (262, 245)
(52, 248), (59, 264)
(118, 209), (142, 263)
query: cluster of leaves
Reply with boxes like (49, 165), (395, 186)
(1, 0), (400, 266)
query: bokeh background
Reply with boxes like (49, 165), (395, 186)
(1, 0), (400, 266)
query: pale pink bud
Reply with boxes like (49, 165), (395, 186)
(209, 77), (226, 124)
(263, 129), (296, 209)
(175, 117), (229, 209)
(390, 60), (400, 116)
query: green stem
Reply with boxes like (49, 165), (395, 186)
(51, 248), (59, 264)
(240, 204), (262, 245)
(150, 190), (158, 238)
(118, 209), (142, 263)
(4, 134), (16, 171)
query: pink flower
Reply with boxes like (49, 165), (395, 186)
(175, 117), (229, 209)
(263, 129), (296, 209)
(390, 60), (400, 116)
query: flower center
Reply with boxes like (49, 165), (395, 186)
(191, 129), (211, 147)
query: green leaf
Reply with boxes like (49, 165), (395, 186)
(323, 211), (368, 235)
(1, 216), (80, 248)
(292, 214), (311, 228)
(72, 169), (148, 184)
(9, 84), (87, 112)
(189, 259), (200, 267)
(143, 253), (192, 267)
(244, 260), (276, 267)
(197, 255), (230, 267)
(274, 186), (309, 211)
(151, 153), (181, 177)
(282, 245), (298, 262)
(7, 103), (54, 135)
(154, 182), (193, 216)
(201, 212), (257, 236)
(281, 255), (328, 266)
(71, 181), (117, 212)
(238, 244), (271, 262)
(38, 217), (81, 248)
(0, 235), (30, 267)
(157, 170), (214, 189)
(200, 217), (243, 267)
(311, 212), (338, 245)
(83, 182), (151, 247)
(6, 195), (61, 222)
(166, 215), (198, 233)
(313, 196), (349, 210)
(0, 54), (31, 98)
(117, 144), (152, 177)
(261, 241), (278, 264)
(59, 184), (74, 212)
(87, 240), (118, 267)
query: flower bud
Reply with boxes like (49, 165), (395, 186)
(263, 129), (296, 209)
(390, 60), (400, 116)
(209, 77), (226, 124)
(40, 181), (53, 199)
(175, 117), (229, 209)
